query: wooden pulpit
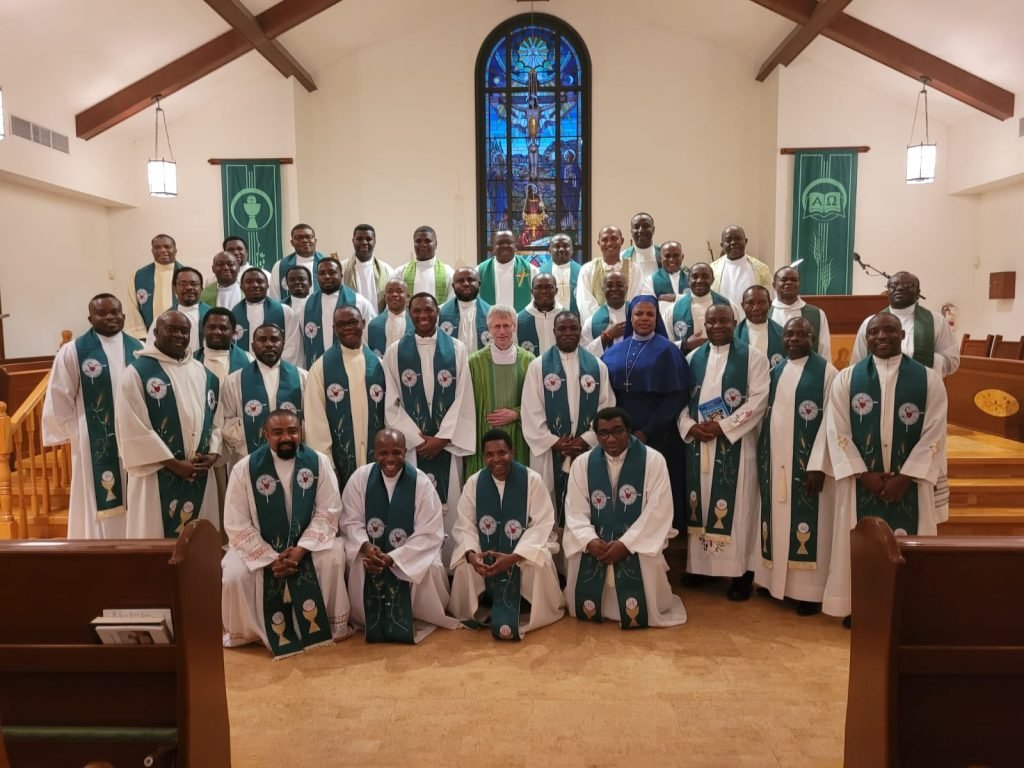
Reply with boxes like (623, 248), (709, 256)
(804, 294), (888, 369)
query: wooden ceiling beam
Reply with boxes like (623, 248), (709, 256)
(756, 0), (853, 82)
(749, 0), (1015, 120)
(76, 0), (342, 140)
(203, 0), (317, 92)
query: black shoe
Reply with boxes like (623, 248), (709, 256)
(756, 586), (771, 599)
(842, 615), (852, 629)
(727, 572), (754, 602)
(681, 573), (709, 588)
(795, 601), (821, 616)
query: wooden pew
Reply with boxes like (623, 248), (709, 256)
(991, 334), (1024, 360)
(959, 333), (994, 357)
(845, 517), (1024, 767)
(0, 520), (230, 767)
(945, 355), (1024, 441)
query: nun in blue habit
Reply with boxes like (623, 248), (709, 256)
(601, 295), (691, 529)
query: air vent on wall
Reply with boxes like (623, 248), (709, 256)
(9, 114), (69, 154)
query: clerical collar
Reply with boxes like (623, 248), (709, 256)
(415, 257), (436, 270)
(558, 348), (578, 361)
(745, 319), (767, 328)
(270, 450), (294, 463)
(772, 296), (804, 309)
(711, 341), (732, 351)
(631, 331), (655, 341)
(492, 344), (517, 364)
(633, 245), (654, 258)
(355, 254), (374, 264)
(322, 288), (340, 297)
(458, 298), (477, 308)
(256, 359), (279, 374)
(606, 448), (628, 465)
(141, 343), (193, 365)
(179, 303), (199, 311)
(889, 303), (918, 318)
(245, 299), (266, 306)
(872, 354), (901, 369)
(389, 308), (406, 317)
(154, 262), (175, 272)
(529, 301), (560, 316)
(415, 333), (437, 345)
(341, 344), (362, 358)
(205, 347), (230, 358)
(382, 470), (403, 492)
(552, 261), (571, 271)
(691, 292), (712, 303)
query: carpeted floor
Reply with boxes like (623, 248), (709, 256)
(224, 579), (849, 767)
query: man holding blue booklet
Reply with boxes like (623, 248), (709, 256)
(677, 304), (769, 601)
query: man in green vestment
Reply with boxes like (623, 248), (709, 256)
(200, 251), (241, 308)
(124, 233), (188, 340)
(466, 306), (535, 475)
(477, 230), (537, 312)
(389, 225), (454, 304)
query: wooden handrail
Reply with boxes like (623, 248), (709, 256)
(9, 375), (49, 428)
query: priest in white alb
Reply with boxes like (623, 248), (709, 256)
(449, 429), (565, 640)
(390, 225), (454, 303)
(383, 293), (476, 563)
(222, 409), (351, 658)
(116, 310), (223, 538)
(575, 225), (643, 323)
(366, 278), (413, 358)
(770, 266), (831, 362)
(678, 304), (769, 601)
(710, 224), (772, 308)
(515, 273), (562, 356)
(477, 229), (538, 312)
(563, 407), (686, 628)
(753, 317), (838, 615)
(822, 312), (947, 621)
(340, 430), (460, 643)
(43, 294), (143, 539)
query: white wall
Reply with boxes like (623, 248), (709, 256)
(0, 180), (115, 357)
(773, 57), (978, 314)
(947, 108), (1024, 194)
(293, 2), (773, 271)
(965, 181), (1024, 337)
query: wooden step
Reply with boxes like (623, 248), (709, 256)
(948, 477), (1024, 507)
(947, 455), (1024, 479)
(940, 506), (1024, 537)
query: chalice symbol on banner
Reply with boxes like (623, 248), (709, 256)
(624, 597), (640, 627)
(100, 470), (116, 502)
(302, 599), (321, 633)
(271, 611), (291, 647)
(243, 194), (261, 229)
(795, 522), (812, 556)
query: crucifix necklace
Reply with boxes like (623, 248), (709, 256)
(623, 338), (651, 391)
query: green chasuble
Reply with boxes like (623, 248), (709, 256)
(757, 353), (828, 569)
(466, 346), (534, 476)
(849, 354), (928, 534)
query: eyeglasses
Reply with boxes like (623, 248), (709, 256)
(596, 426), (628, 439)
(887, 281), (917, 290)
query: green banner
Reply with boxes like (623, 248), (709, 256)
(220, 160), (283, 271)
(790, 149), (858, 295)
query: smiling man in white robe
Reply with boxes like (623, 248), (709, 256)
(515, 273), (562, 356)
(753, 317), (838, 615)
(340, 430), (460, 643)
(232, 268), (303, 369)
(221, 409), (351, 657)
(383, 293), (476, 563)
(575, 225), (644, 323)
(390, 225), (454, 303)
(450, 429), (564, 640)
(116, 310), (223, 538)
(678, 304), (769, 601)
(823, 312), (947, 622)
(563, 407), (686, 628)
(770, 266), (831, 362)
(43, 294), (142, 539)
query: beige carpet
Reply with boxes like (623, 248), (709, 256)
(225, 580), (849, 767)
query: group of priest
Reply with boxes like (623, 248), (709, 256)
(41, 213), (958, 655)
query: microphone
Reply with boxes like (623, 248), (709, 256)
(853, 252), (868, 273)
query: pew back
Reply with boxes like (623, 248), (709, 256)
(846, 517), (1024, 767)
(0, 520), (230, 767)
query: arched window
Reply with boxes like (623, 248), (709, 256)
(475, 14), (591, 266)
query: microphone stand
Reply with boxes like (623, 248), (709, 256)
(854, 254), (926, 299)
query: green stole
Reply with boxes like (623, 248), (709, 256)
(396, 332), (458, 503)
(478, 255), (533, 311)
(474, 464), (529, 641)
(276, 251), (325, 300)
(75, 331), (143, 520)
(239, 361), (303, 453)
(231, 298), (286, 353)
(321, 345), (386, 487)
(587, 305), (612, 340)
(883, 304), (935, 368)
(130, 356), (219, 538)
(248, 444), (331, 658)
(362, 463), (418, 644)
(465, 347), (532, 476)
(539, 259), (580, 315)
(651, 268), (687, 297)
(757, 354), (827, 569)
(541, 346), (602, 526)
(672, 291), (730, 346)
(439, 298), (492, 349)
(133, 262), (187, 330)
(367, 311), (413, 358)
(194, 345), (250, 373)
(735, 319), (785, 368)
(849, 355), (928, 534)
(575, 439), (649, 629)
(301, 287), (359, 368)
(516, 309), (540, 355)
(402, 259), (448, 301)
(685, 340), (749, 541)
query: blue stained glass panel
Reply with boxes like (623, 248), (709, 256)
(479, 17), (588, 262)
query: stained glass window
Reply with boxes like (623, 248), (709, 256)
(476, 14), (591, 267)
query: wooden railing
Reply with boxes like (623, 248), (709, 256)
(0, 331), (73, 540)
